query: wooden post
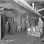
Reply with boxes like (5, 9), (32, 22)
(32, 3), (34, 9)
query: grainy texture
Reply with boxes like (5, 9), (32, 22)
(2, 32), (43, 44)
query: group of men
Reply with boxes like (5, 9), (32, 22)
(4, 16), (26, 34)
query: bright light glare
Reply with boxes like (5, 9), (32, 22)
(27, 28), (31, 32)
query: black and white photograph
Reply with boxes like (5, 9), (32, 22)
(0, 0), (44, 44)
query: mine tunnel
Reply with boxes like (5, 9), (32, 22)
(0, 0), (44, 44)
(1, 8), (43, 39)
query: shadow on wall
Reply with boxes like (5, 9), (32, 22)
(1, 15), (8, 40)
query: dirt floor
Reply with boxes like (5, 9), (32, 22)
(1, 32), (44, 44)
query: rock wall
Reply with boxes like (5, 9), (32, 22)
(0, 15), (1, 39)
